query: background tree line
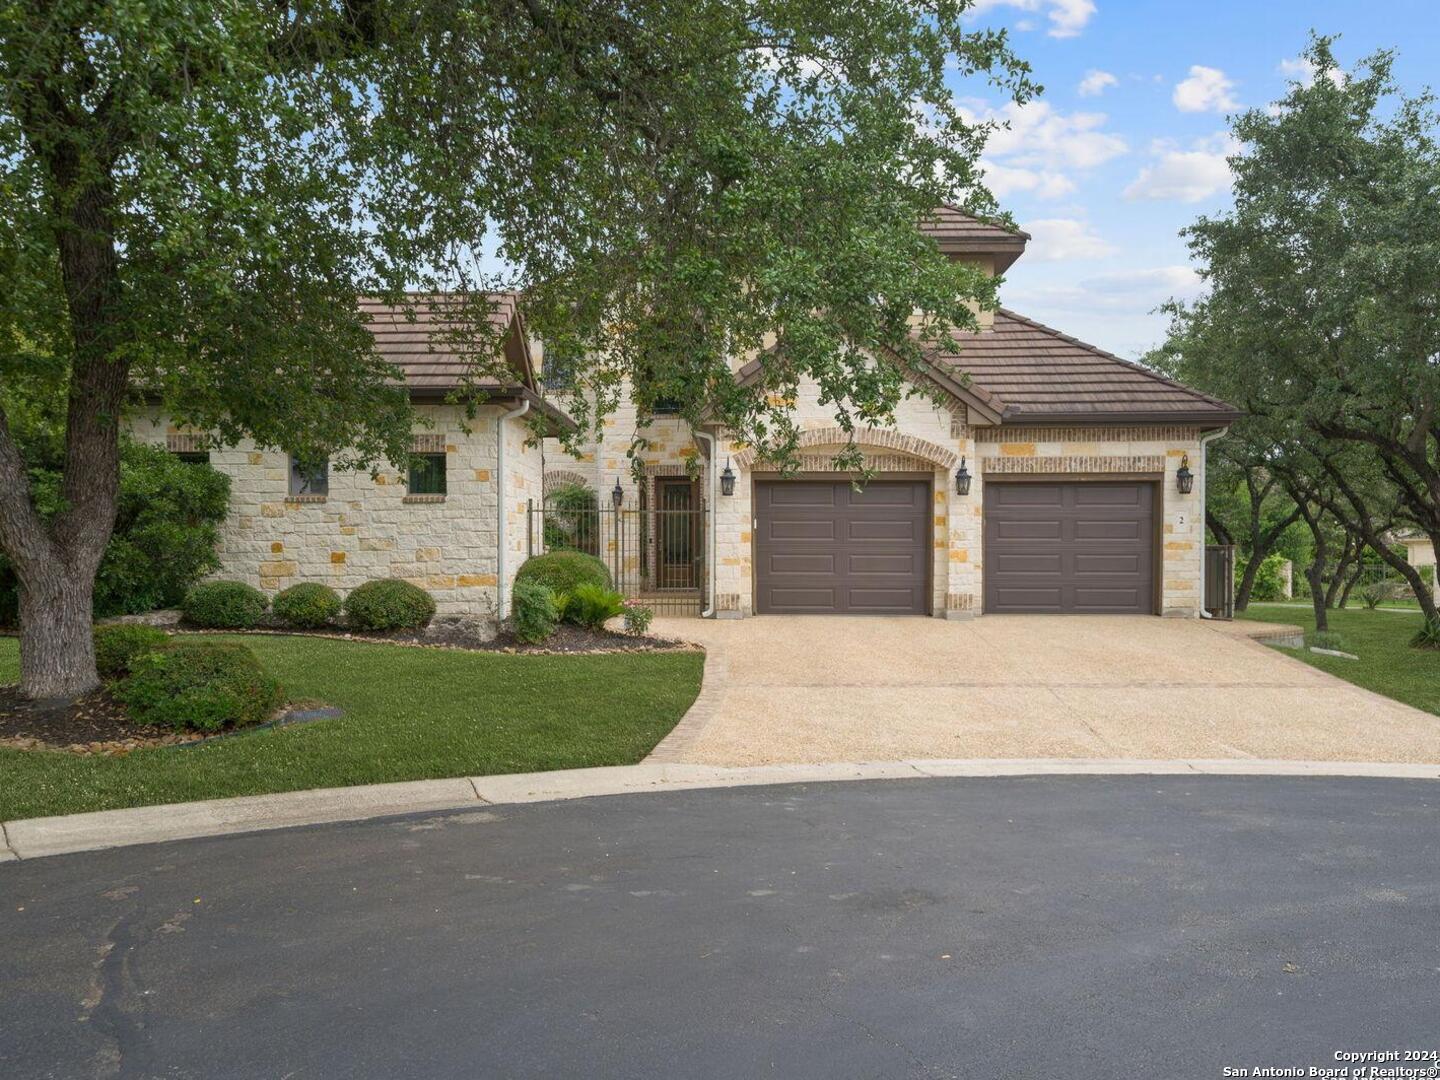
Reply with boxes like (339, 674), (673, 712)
(1151, 36), (1440, 645)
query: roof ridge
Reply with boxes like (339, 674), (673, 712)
(933, 203), (1032, 241)
(993, 308), (1237, 412)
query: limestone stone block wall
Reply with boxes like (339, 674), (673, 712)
(968, 424), (1205, 616)
(129, 404), (544, 622)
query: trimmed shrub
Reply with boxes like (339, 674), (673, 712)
(515, 550), (612, 596)
(184, 580), (268, 629)
(562, 582), (626, 631)
(622, 604), (654, 637)
(273, 582), (342, 629)
(511, 579), (560, 644)
(1237, 553), (1287, 602)
(117, 641), (283, 732)
(93, 624), (169, 679)
(344, 579), (436, 630)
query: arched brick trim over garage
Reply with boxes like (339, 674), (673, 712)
(732, 427), (959, 470)
(543, 469), (591, 497)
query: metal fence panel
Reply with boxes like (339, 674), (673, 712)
(527, 501), (707, 615)
(1205, 544), (1235, 619)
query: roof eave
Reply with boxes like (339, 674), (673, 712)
(989, 408), (1243, 427)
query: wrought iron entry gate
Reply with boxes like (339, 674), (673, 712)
(527, 498), (708, 615)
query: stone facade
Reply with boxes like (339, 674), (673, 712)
(545, 379), (1209, 619)
(129, 404), (545, 625)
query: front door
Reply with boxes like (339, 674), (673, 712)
(656, 479), (699, 590)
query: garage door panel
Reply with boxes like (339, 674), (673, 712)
(1073, 484), (1149, 507)
(993, 520), (1063, 540)
(768, 484), (838, 507)
(993, 553), (1062, 574)
(756, 480), (929, 615)
(1074, 553), (1142, 574)
(848, 553), (918, 575)
(1074, 519), (1144, 540)
(769, 519), (837, 541)
(849, 519), (921, 541)
(991, 484), (1064, 507)
(985, 481), (1154, 615)
(769, 553), (836, 574)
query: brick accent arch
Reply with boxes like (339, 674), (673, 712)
(732, 427), (959, 470)
(543, 469), (592, 496)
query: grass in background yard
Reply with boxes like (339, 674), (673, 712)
(0, 634), (703, 821)
(1239, 606), (1440, 717)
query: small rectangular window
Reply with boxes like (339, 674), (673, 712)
(174, 451), (211, 465)
(408, 453), (447, 496)
(289, 456), (329, 497)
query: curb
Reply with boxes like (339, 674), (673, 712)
(644, 643), (727, 761)
(5, 757), (1440, 862)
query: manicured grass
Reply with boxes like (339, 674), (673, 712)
(1239, 605), (1440, 717)
(0, 634), (703, 821)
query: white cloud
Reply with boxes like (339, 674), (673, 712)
(1022, 218), (1117, 261)
(1077, 70), (1118, 97)
(969, 0), (1097, 39)
(981, 160), (1076, 200)
(1277, 56), (1347, 89)
(1172, 65), (1239, 113)
(963, 99), (1128, 170)
(1123, 134), (1237, 202)
(1008, 265), (1202, 313)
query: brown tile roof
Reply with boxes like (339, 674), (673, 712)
(360, 292), (527, 392)
(919, 205), (1029, 271)
(931, 309), (1240, 424)
(359, 292), (575, 433)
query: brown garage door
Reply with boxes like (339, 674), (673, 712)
(754, 480), (930, 615)
(984, 482), (1155, 614)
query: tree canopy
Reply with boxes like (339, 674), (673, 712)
(0, 0), (1037, 696)
(1157, 36), (1440, 632)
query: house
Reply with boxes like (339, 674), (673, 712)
(131, 208), (1238, 630)
(545, 207), (1239, 619)
(129, 293), (575, 624)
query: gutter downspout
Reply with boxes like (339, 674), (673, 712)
(1196, 427), (1228, 619)
(496, 399), (531, 622)
(694, 430), (717, 618)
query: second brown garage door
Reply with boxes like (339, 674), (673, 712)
(754, 480), (930, 614)
(984, 481), (1155, 614)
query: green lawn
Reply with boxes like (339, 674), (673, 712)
(1239, 604), (1440, 717)
(0, 634), (703, 821)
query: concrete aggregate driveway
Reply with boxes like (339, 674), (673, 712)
(2, 776), (1438, 1079)
(655, 615), (1440, 765)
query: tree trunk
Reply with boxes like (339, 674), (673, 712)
(1337, 561), (1365, 609)
(17, 567), (101, 700)
(1306, 560), (1328, 632)
(1235, 557), (1263, 612)
(1325, 538), (1356, 610)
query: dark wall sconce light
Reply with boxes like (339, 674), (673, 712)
(720, 460), (736, 497)
(954, 457), (971, 496)
(1176, 454), (1194, 495)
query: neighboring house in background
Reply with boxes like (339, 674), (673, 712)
(545, 207), (1239, 620)
(1396, 533), (1437, 598)
(130, 208), (1239, 633)
(129, 294), (575, 625)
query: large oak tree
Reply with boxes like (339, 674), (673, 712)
(1161, 37), (1440, 630)
(1, 1), (1035, 698)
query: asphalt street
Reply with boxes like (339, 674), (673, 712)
(3, 776), (1438, 1079)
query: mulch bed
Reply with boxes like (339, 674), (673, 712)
(0, 684), (192, 755)
(181, 621), (696, 655)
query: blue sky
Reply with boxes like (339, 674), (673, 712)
(957, 0), (1440, 357)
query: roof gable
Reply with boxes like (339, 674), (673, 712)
(929, 309), (1240, 425)
(919, 205), (1029, 272)
(360, 292), (535, 393)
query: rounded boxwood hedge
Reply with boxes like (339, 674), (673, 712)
(272, 582), (342, 629)
(93, 624), (169, 679)
(343, 579), (436, 631)
(117, 641), (283, 732)
(514, 551), (612, 596)
(183, 580), (268, 629)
